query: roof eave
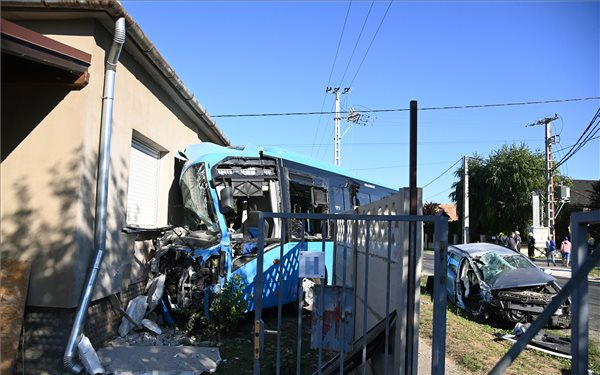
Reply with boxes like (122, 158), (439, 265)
(1, 0), (230, 146)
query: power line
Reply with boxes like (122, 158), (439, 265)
(348, 1), (393, 88)
(553, 107), (600, 171)
(424, 187), (454, 201)
(337, 1), (375, 87)
(552, 135), (600, 153)
(312, 0), (353, 159)
(347, 159), (459, 171)
(422, 158), (463, 189)
(211, 96), (600, 118)
(326, 0), (353, 87)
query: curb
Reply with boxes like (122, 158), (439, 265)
(538, 266), (600, 284)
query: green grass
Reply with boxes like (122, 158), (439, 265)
(420, 277), (600, 375)
(589, 267), (600, 278)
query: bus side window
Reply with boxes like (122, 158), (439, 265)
(331, 186), (349, 212)
(288, 181), (328, 238)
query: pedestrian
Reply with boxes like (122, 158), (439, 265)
(560, 236), (572, 267)
(589, 235), (596, 254)
(507, 232), (518, 252)
(545, 236), (556, 266)
(527, 232), (535, 260)
(515, 231), (522, 252)
(498, 232), (507, 246)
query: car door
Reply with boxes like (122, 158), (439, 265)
(447, 250), (461, 303)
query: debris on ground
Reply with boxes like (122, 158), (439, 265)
(78, 335), (105, 374)
(97, 272), (220, 374)
(498, 322), (572, 359)
(97, 345), (221, 374)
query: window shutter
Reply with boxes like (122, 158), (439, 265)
(126, 137), (160, 227)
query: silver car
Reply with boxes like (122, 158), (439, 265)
(447, 243), (570, 328)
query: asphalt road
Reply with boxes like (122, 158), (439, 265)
(421, 251), (600, 337)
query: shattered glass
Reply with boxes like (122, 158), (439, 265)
(180, 163), (219, 232)
(477, 251), (537, 283)
(478, 251), (516, 283)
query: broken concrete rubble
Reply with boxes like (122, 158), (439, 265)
(99, 326), (220, 374)
(97, 345), (221, 375)
(78, 335), (105, 374)
(118, 295), (148, 337)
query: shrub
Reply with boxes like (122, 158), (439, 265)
(186, 274), (248, 340)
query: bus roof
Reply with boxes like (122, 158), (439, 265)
(182, 142), (395, 190)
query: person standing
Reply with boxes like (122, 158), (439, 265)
(515, 231), (522, 252)
(560, 236), (572, 267)
(545, 236), (556, 266)
(527, 233), (536, 260)
(507, 232), (518, 252)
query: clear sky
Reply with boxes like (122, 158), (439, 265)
(121, 1), (599, 203)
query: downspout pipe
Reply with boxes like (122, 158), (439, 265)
(63, 17), (126, 374)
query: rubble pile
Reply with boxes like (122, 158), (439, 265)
(105, 326), (203, 348)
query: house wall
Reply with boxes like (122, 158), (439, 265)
(1, 18), (208, 308)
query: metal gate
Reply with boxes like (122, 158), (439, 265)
(251, 195), (449, 375)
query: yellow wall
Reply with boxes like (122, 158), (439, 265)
(1, 18), (211, 307)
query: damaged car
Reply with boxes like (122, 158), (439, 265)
(447, 243), (570, 328)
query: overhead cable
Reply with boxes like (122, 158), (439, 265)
(211, 96), (600, 118)
(422, 158), (463, 189)
(348, 0), (393, 87)
(313, 0), (353, 158)
(337, 1), (375, 87)
(552, 107), (600, 171)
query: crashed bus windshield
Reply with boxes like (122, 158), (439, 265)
(180, 163), (219, 233)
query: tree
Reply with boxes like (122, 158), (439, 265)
(450, 144), (569, 241)
(423, 201), (440, 246)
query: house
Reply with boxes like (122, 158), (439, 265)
(1, 2), (229, 373)
(568, 179), (599, 211)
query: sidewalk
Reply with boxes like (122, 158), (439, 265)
(530, 256), (600, 283)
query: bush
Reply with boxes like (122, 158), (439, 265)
(186, 274), (248, 340)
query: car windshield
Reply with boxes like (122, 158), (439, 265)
(180, 163), (219, 233)
(477, 251), (535, 283)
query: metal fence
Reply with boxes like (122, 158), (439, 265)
(251, 209), (448, 375)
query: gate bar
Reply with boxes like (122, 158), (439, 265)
(253, 214), (266, 374)
(361, 220), (371, 375)
(431, 216), (448, 375)
(275, 219), (286, 375)
(296, 225), (306, 375)
(339, 219), (350, 375)
(384, 220), (393, 375)
(571, 210), (599, 375)
(317, 221), (327, 374)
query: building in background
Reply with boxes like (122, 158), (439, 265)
(1, 2), (228, 373)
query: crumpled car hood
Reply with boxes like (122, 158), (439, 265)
(489, 267), (555, 290)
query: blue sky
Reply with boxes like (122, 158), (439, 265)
(121, 1), (599, 203)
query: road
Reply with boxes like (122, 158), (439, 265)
(421, 251), (600, 337)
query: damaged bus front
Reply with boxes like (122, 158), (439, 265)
(139, 143), (395, 317)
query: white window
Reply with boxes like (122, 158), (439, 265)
(126, 136), (160, 227)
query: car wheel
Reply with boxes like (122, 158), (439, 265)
(506, 309), (526, 322)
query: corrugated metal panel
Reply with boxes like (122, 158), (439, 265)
(126, 137), (160, 227)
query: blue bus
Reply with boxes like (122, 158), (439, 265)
(152, 142), (396, 314)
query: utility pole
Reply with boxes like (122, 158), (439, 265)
(326, 87), (349, 166)
(463, 156), (469, 244)
(529, 114), (559, 240)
